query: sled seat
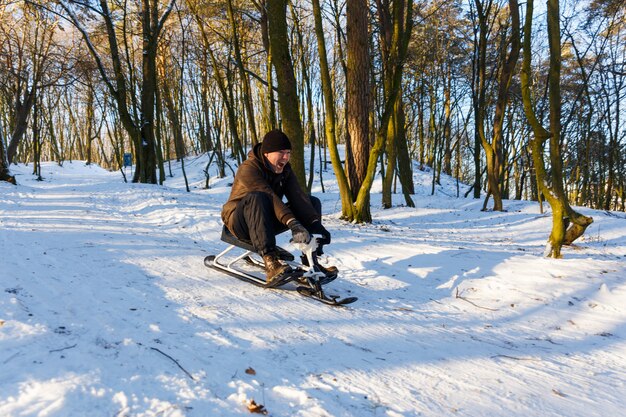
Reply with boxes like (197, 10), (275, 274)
(220, 226), (294, 261)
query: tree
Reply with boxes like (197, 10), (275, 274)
(288, 2), (317, 191)
(346, 0), (371, 206)
(480, 0), (520, 211)
(520, 0), (593, 258)
(267, 0), (306, 187)
(0, 4), (15, 183)
(48, 0), (176, 184)
(0, 123), (16, 184)
(311, 0), (355, 219)
(252, 0), (278, 133)
(1, 0), (621, 217)
(227, 0), (259, 146)
(353, 0), (413, 222)
(376, 0), (414, 209)
(469, 0), (493, 200)
(188, 2), (246, 164)
(1, 2), (69, 166)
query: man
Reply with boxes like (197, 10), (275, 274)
(221, 129), (336, 286)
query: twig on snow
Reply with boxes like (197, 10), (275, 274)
(491, 354), (539, 361)
(3, 352), (22, 364)
(455, 288), (499, 311)
(49, 344), (77, 353)
(150, 347), (196, 381)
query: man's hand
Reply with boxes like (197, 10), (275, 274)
(288, 219), (310, 244)
(310, 220), (331, 245)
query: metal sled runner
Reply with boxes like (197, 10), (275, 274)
(204, 226), (358, 306)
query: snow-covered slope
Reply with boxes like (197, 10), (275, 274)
(1, 156), (625, 417)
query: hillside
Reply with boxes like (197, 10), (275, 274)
(1, 156), (625, 417)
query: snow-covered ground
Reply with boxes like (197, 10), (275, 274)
(1, 154), (625, 417)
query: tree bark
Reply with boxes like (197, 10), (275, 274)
(55, 0), (175, 184)
(378, 0), (414, 210)
(485, 0), (520, 211)
(395, 101), (415, 202)
(289, 3), (317, 192)
(520, 0), (593, 258)
(0, 121), (16, 184)
(134, 0), (175, 184)
(311, 0), (355, 219)
(255, 1), (277, 132)
(354, 0), (413, 222)
(161, 78), (186, 161)
(227, 0), (258, 146)
(190, 4), (246, 163)
(6, 90), (36, 164)
(267, 0), (306, 187)
(471, 0), (493, 202)
(347, 0), (371, 202)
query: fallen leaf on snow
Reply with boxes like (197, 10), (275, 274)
(246, 399), (268, 414)
(245, 367), (256, 375)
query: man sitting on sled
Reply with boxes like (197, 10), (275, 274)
(221, 129), (337, 287)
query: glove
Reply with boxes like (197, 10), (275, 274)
(288, 219), (311, 244)
(309, 220), (331, 246)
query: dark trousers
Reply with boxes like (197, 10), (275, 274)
(230, 191), (321, 256)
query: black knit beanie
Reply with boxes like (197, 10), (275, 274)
(261, 130), (292, 154)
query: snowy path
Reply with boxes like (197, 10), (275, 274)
(1, 161), (626, 417)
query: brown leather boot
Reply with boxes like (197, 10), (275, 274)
(263, 253), (292, 287)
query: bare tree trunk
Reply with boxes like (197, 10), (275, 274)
(485, 0), (520, 211)
(84, 87), (97, 165)
(7, 90), (36, 163)
(267, 0), (306, 187)
(0, 127), (16, 184)
(32, 95), (43, 180)
(417, 80), (426, 169)
(161, 79), (185, 161)
(379, 0), (394, 209)
(470, 0), (493, 199)
(134, 0), (171, 184)
(227, 0), (258, 146)
(55, 0), (175, 184)
(347, 0), (371, 203)
(189, 4), (245, 163)
(378, 0), (414, 210)
(289, 4), (317, 192)
(382, 102), (397, 209)
(520, 0), (593, 258)
(311, 0), (354, 219)
(395, 101), (415, 201)
(354, 0), (413, 223)
(255, 1), (277, 132)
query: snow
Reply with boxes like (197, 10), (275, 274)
(1, 155), (625, 417)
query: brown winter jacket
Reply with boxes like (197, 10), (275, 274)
(221, 143), (320, 236)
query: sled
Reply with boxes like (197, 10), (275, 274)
(204, 226), (357, 305)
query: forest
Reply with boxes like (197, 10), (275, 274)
(0, 1), (624, 256)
